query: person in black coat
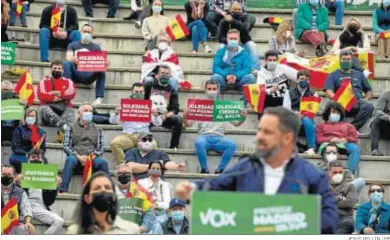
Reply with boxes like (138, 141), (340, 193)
(39, 0), (81, 62)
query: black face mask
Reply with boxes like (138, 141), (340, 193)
(1, 91), (13, 99)
(91, 192), (115, 212)
(30, 160), (42, 164)
(1, 175), (13, 186)
(348, 25), (359, 34)
(117, 174), (131, 185)
(52, 70), (62, 79)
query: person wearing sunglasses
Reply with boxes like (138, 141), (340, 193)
(328, 160), (359, 234)
(124, 132), (186, 180)
(355, 184), (390, 234)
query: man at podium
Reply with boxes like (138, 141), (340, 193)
(176, 107), (338, 234)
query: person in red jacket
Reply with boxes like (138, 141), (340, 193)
(316, 101), (360, 174)
(38, 60), (76, 136)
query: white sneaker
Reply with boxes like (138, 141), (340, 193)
(192, 50), (198, 53)
(204, 44), (212, 53)
(135, 21), (142, 29)
(92, 97), (103, 106)
(304, 148), (316, 155)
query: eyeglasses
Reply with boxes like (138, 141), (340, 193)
(369, 189), (383, 193)
(141, 137), (153, 142)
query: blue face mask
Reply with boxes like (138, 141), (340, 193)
(370, 192), (384, 204)
(25, 116), (36, 125)
(227, 40), (239, 49)
(81, 33), (92, 43)
(152, 6), (162, 13)
(82, 112), (93, 122)
(329, 113), (340, 123)
(298, 80), (309, 89)
(171, 210), (184, 222)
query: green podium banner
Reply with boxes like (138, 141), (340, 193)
(1, 42), (16, 65)
(190, 191), (320, 234)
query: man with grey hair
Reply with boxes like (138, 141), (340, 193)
(176, 107), (338, 234)
(1, 80), (21, 142)
(59, 102), (109, 193)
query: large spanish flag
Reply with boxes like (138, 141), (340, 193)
(50, 7), (61, 32)
(379, 32), (390, 39)
(82, 154), (94, 185)
(333, 78), (357, 112)
(16, 0), (23, 17)
(1, 198), (20, 234)
(14, 68), (34, 106)
(165, 15), (189, 41)
(300, 96), (322, 119)
(127, 179), (152, 212)
(243, 84), (266, 113)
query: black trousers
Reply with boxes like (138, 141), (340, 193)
(161, 115), (183, 149)
(370, 116), (390, 151)
(337, 215), (354, 234)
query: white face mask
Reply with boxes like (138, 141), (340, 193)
(285, 30), (291, 38)
(158, 42), (168, 51)
(332, 173), (343, 184)
(325, 153), (338, 162)
(139, 141), (153, 152)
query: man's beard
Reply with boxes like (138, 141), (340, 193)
(255, 144), (282, 160)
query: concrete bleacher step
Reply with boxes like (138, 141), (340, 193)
(12, 44), (390, 81)
(20, 13), (377, 40)
(28, 0), (375, 28)
(6, 28), (379, 57)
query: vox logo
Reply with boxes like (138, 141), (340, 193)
(199, 209), (237, 228)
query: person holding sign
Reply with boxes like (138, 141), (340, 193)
(283, 70), (317, 155)
(39, 0), (81, 62)
(17, 149), (64, 234)
(160, 198), (189, 234)
(183, 79), (247, 174)
(63, 24), (108, 106)
(1, 80), (22, 143)
(211, 29), (256, 98)
(60, 103), (109, 193)
(125, 132), (186, 180)
(324, 50), (374, 131)
(1, 164), (34, 234)
(67, 171), (140, 234)
(176, 107), (338, 234)
(9, 108), (47, 174)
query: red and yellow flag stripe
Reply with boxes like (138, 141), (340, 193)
(300, 96), (322, 119)
(333, 79), (357, 112)
(16, 0), (23, 17)
(166, 14), (190, 41)
(50, 7), (61, 32)
(379, 32), (390, 39)
(126, 179), (152, 212)
(82, 154), (94, 185)
(243, 84), (266, 113)
(1, 198), (20, 234)
(14, 68), (34, 106)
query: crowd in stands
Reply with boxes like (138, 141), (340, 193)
(1, 0), (390, 235)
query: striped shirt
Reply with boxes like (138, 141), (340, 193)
(311, 6), (317, 30)
(209, 0), (247, 12)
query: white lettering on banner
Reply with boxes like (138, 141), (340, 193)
(200, 209), (236, 228)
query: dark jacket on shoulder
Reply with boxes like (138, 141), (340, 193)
(144, 79), (180, 114)
(161, 217), (189, 234)
(39, 4), (78, 33)
(217, 12), (251, 44)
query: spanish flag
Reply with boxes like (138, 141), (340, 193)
(379, 32), (390, 39)
(1, 198), (20, 234)
(165, 15), (189, 41)
(333, 78), (357, 112)
(126, 179), (152, 212)
(33, 134), (46, 150)
(243, 84), (266, 113)
(262, 17), (284, 24)
(50, 7), (61, 32)
(16, 0), (23, 17)
(82, 154), (94, 185)
(300, 96), (322, 119)
(14, 68), (34, 106)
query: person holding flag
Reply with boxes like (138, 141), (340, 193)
(1, 164), (34, 234)
(9, 108), (47, 174)
(9, 0), (30, 27)
(324, 50), (374, 131)
(39, 0), (80, 62)
(141, 0), (169, 50)
(60, 102), (109, 193)
(283, 70), (319, 155)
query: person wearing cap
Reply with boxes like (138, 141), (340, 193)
(124, 132), (186, 180)
(160, 198), (189, 234)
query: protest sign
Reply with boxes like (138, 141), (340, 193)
(118, 198), (143, 225)
(191, 191), (320, 234)
(213, 100), (244, 122)
(120, 99), (152, 122)
(77, 51), (107, 72)
(186, 99), (214, 122)
(1, 42), (16, 65)
(1, 99), (24, 120)
(21, 163), (58, 190)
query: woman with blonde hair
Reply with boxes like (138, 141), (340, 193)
(268, 20), (297, 55)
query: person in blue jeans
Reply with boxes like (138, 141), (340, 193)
(63, 24), (107, 106)
(184, 0), (212, 53)
(325, 0), (344, 26)
(211, 29), (256, 97)
(82, 0), (119, 18)
(282, 69), (316, 155)
(9, 0), (29, 27)
(39, 0), (80, 62)
(183, 79), (247, 174)
(60, 103), (109, 193)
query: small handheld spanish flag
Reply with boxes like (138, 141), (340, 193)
(14, 68), (34, 106)
(243, 84), (266, 113)
(82, 154), (94, 185)
(1, 198), (20, 234)
(33, 134), (46, 150)
(165, 15), (190, 41)
(379, 32), (390, 39)
(50, 6), (61, 32)
(16, 0), (23, 17)
(333, 78), (357, 112)
(262, 17), (284, 25)
(126, 178), (152, 212)
(300, 96), (322, 119)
